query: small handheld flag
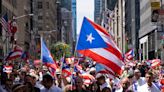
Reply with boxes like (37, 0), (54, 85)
(41, 38), (57, 72)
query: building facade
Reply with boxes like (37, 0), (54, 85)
(95, 0), (125, 53)
(1, 0), (18, 59)
(113, 0), (125, 53)
(125, 0), (140, 59)
(1, 0), (18, 57)
(15, 0), (32, 53)
(1, 0), (32, 57)
(60, 0), (73, 51)
(32, 0), (58, 47)
(109, 0), (126, 53)
(107, 0), (118, 10)
(72, 0), (76, 41)
(94, 0), (101, 24)
(139, 0), (164, 61)
(72, 0), (76, 53)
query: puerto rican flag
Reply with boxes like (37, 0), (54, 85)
(74, 60), (84, 74)
(41, 38), (58, 75)
(5, 45), (23, 61)
(150, 59), (161, 68)
(3, 65), (13, 74)
(96, 63), (115, 79)
(146, 59), (161, 68)
(125, 49), (135, 61)
(76, 17), (124, 75)
(62, 57), (72, 78)
(80, 73), (95, 85)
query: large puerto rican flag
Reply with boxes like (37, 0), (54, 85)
(76, 17), (124, 75)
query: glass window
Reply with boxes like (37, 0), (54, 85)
(38, 15), (43, 20)
(38, 1), (43, 9)
(25, 22), (29, 30)
(38, 26), (42, 31)
(46, 2), (49, 9)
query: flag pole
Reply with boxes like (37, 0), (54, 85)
(40, 34), (43, 63)
(71, 30), (80, 90)
(59, 54), (64, 88)
(71, 34), (80, 90)
(71, 17), (84, 90)
(60, 54), (64, 76)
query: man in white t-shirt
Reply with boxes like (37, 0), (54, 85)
(130, 69), (146, 92)
(138, 71), (161, 92)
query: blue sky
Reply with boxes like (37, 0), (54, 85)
(76, 0), (94, 35)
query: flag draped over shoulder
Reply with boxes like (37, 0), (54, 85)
(41, 39), (57, 72)
(76, 17), (124, 75)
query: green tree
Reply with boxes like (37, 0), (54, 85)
(50, 42), (71, 60)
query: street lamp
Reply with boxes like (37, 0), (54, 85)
(13, 13), (34, 20)
(38, 30), (57, 47)
(38, 30), (56, 35)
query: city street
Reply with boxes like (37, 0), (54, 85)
(0, 0), (164, 92)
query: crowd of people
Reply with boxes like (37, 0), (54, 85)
(0, 59), (164, 92)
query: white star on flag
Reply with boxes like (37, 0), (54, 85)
(86, 33), (95, 44)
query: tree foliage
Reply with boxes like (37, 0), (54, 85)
(50, 42), (71, 60)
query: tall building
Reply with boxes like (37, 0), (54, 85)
(108, 0), (125, 53)
(125, 0), (140, 59)
(72, 0), (76, 53)
(72, 0), (76, 41)
(1, 0), (17, 59)
(107, 0), (118, 10)
(15, 0), (32, 53)
(1, 0), (32, 58)
(139, 0), (164, 61)
(113, 0), (125, 52)
(61, 0), (71, 11)
(0, 0), (2, 60)
(32, 0), (58, 47)
(94, 0), (101, 24)
(61, 7), (72, 44)
(95, 0), (125, 52)
(1, 0), (18, 56)
(60, 0), (73, 48)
